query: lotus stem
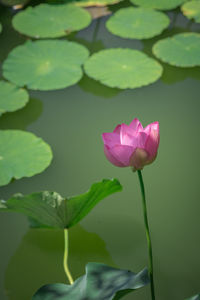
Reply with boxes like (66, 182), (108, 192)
(63, 228), (74, 285)
(137, 170), (156, 300)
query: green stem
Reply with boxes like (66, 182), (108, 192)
(137, 170), (156, 300)
(63, 228), (74, 285)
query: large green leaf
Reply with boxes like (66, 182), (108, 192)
(129, 0), (187, 10)
(186, 295), (200, 300)
(48, 0), (124, 7)
(0, 81), (29, 116)
(181, 1), (200, 23)
(84, 48), (163, 89)
(32, 263), (149, 300)
(2, 40), (89, 91)
(0, 179), (122, 228)
(12, 4), (92, 38)
(152, 33), (200, 67)
(0, 130), (52, 186)
(106, 7), (170, 39)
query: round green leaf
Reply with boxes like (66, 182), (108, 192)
(33, 263), (149, 300)
(0, 130), (53, 186)
(0, 81), (29, 116)
(2, 40), (89, 91)
(153, 33), (200, 67)
(12, 4), (92, 38)
(130, 0), (187, 10)
(181, 1), (200, 23)
(84, 48), (163, 89)
(48, 0), (124, 7)
(106, 7), (170, 40)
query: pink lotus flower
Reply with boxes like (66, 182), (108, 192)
(102, 118), (160, 171)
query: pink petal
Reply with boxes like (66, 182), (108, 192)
(113, 124), (121, 134)
(129, 118), (143, 132)
(120, 123), (138, 147)
(108, 144), (134, 166)
(145, 122), (160, 159)
(104, 145), (125, 167)
(102, 132), (120, 148)
(137, 132), (149, 149)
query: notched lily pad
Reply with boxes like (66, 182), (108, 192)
(181, 1), (200, 23)
(2, 40), (89, 90)
(84, 48), (163, 89)
(0, 179), (122, 227)
(32, 262), (149, 300)
(106, 7), (170, 39)
(186, 295), (200, 300)
(12, 4), (92, 38)
(0, 130), (52, 186)
(0, 81), (29, 116)
(48, 0), (124, 7)
(152, 33), (200, 67)
(130, 0), (187, 10)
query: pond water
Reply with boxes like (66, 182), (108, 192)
(0, 2), (200, 300)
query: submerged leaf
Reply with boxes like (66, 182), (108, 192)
(129, 0), (187, 10)
(32, 263), (149, 300)
(0, 179), (122, 228)
(84, 48), (163, 89)
(186, 295), (200, 300)
(2, 40), (89, 91)
(0, 81), (29, 116)
(153, 33), (200, 67)
(106, 7), (170, 39)
(12, 4), (92, 38)
(0, 130), (52, 186)
(181, 0), (200, 23)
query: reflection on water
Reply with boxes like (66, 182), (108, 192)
(5, 225), (115, 300)
(0, 98), (43, 130)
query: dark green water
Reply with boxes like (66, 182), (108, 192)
(0, 4), (200, 300)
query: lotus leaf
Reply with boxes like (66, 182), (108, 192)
(84, 48), (163, 89)
(32, 263), (149, 300)
(0, 130), (52, 186)
(0, 81), (29, 116)
(153, 33), (200, 67)
(2, 40), (89, 90)
(130, 0), (187, 10)
(106, 7), (170, 40)
(12, 4), (92, 38)
(186, 295), (200, 300)
(48, 0), (124, 7)
(182, 1), (200, 23)
(0, 179), (122, 227)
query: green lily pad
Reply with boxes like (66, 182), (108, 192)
(2, 40), (89, 90)
(32, 263), (149, 300)
(0, 130), (52, 186)
(106, 7), (170, 39)
(186, 295), (200, 300)
(0, 81), (29, 116)
(181, 1), (200, 23)
(0, 179), (122, 227)
(130, 0), (187, 10)
(84, 48), (163, 89)
(152, 33), (200, 67)
(48, 0), (123, 7)
(12, 4), (92, 38)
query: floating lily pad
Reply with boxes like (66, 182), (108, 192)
(0, 81), (29, 116)
(2, 40), (89, 90)
(186, 295), (200, 300)
(182, 1), (200, 23)
(48, 0), (124, 7)
(12, 4), (92, 38)
(32, 263), (149, 300)
(0, 179), (122, 227)
(153, 33), (200, 67)
(106, 7), (170, 40)
(84, 48), (163, 89)
(0, 130), (52, 186)
(130, 0), (187, 10)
